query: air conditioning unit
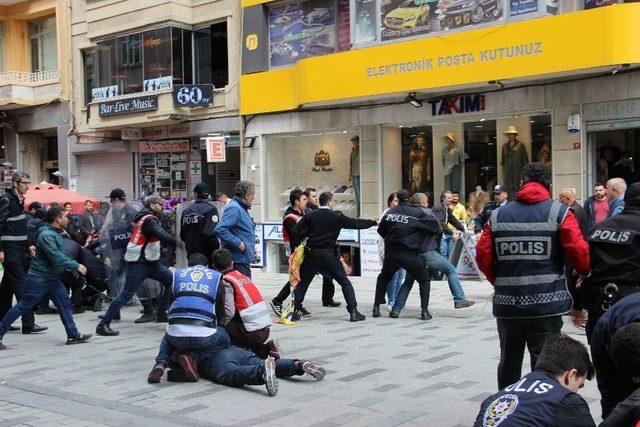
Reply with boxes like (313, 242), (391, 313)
(44, 160), (59, 169)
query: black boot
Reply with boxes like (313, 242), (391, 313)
(136, 300), (155, 323)
(372, 305), (380, 318)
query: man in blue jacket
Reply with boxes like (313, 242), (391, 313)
(606, 177), (626, 217)
(215, 181), (256, 278)
(0, 206), (92, 350)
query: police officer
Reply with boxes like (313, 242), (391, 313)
(147, 253), (229, 383)
(374, 189), (441, 320)
(0, 172), (47, 334)
(474, 184), (509, 236)
(476, 163), (590, 389)
(180, 183), (219, 264)
(291, 192), (376, 322)
(577, 181), (640, 341)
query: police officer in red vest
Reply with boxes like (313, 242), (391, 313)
(213, 249), (280, 359)
(476, 163), (590, 389)
(96, 195), (177, 336)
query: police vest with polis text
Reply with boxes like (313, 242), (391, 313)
(224, 269), (272, 332)
(168, 266), (221, 327)
(586, 206), (640, 288)
(475, 371), (572, 427)
(124, 214), (160, 262)
(490, 200), (571, 318)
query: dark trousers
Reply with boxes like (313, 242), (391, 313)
(224, 317), (271, 358)
(98, 261), (172, 326)
(273, 274), (336, 306)
(375, 250), (430, 307)
(235, 263), (251, 278)
(155, 328), (231, 367)
(496, 316), (563, 389)
(0, 246), (34, 330)
(294, 248), (357, 313)
(197, 345), (301, 387)
(0, 275), (78, 340)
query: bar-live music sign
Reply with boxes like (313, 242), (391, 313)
(429, 94), (485, 116)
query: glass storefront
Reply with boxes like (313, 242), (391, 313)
(590, 129), (640, 186)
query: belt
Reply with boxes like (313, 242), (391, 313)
(168, 318), (216, 328)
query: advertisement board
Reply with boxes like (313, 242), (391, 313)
(205, 137), (226, 163)
(252, 224), (265, 268)
(269, 0), (337, 67)
(584, 0), (617, 10)
(359, 227), (382, 277)
(353, 0), (378, 44)
(509, 0), (538, 17)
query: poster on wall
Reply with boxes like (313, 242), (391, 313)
(360, 227), (382, 277)
(583, 0), (617, 10)
(402, 129), (434, 196)
(509, 0), (538, 17)
(381, 0), (436, 41)
(437, 0), (504, 31)
(252, 224), (265, 268)
(354, 0), (378, 44)
(269, 0), (337, 67)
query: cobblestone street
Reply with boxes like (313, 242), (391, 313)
(0, 273), (602, 426)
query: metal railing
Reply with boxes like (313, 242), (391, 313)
(0, 69), (60, 86)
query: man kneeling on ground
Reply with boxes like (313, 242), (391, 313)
(474, 334), (596, 427)
(147, 253), (230, 383)
(212, 248), (280, 359)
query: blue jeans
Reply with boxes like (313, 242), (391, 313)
(155, 327), (231, 366)
(98, 261), (172, 326)
(0, 274), (78, 340)
(440, 235), (454, 260)
(234, 263), (251, 278)
(197, 345), (302, 387)
(422, 250), (465, 302)
(386, 268), (406, 306)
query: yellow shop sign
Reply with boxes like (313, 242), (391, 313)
(240, 4), (640, 115)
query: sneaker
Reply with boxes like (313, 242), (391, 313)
(66, 333), (92, 345)
(288, 310), (302, 322)
(263, 356), (278, 397)
(8, 325), (19, 332)
(147, 363), (166, 384)
(269, 300), (282, 316)
(135, 313), (156, 324)
(302, 361), (326, 381)
(454, 300), (475, 309)
(22, 324), (48, 334)
(177, 354), (199, 382)
(298, 306), (311, 316)
(266, 339), (283, 360)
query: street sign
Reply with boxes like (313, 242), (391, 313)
(205, 137), (226, 163)
(173, 84), (214, 107)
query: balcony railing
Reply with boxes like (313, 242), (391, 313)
(0, 70), (60, 86)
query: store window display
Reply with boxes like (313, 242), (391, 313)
(350, 136), (361, 216)
(464, 120), (497, 203)
(501, 125), (529, 195)
(442, 131), (465, 192)
(402, 129), (433, 196)
(591, 128), (640, 186)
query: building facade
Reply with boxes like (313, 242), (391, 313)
(0, 0), (72, 186)
(240, 0), (640, 274)
(70, 0), (242, 200)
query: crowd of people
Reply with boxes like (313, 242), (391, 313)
(0, 165), (638, 420)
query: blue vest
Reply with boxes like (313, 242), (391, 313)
(168, 266), (221, 326)
(490, 200), (570, 318)
(475, 371), (572, 427)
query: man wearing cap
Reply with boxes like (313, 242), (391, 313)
(474, 185), (509, 236)
(180, 183), (220, 264)
(574, 182), (640, 341)
(476, 163), (590, 389)
(96, 195), (177, 336)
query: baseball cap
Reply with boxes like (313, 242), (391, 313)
(624, 182), (640, 205)
(194, 182), (210, 199)
(397, 189), (411, 202)
(492, 185), (507, 194)
(107, 188), (126, 201)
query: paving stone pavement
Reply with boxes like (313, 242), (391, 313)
(0, 272), (603, 426)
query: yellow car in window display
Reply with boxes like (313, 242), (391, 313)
(384, 0), (430, 31)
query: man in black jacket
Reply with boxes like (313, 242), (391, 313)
(432, 190), (466, 259)
(374, 190), (441, 320)
(291, 192), (376, 322)
(96, 195), (178, 336)
(0, 171), (47, 334)
(474, 185), (509, 235)
(180, 182), (219, 264)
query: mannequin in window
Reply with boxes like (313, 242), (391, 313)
(409, 135), (432, 194)
(537, 143), (552, 175)
(501, 126), (529, 195)
(442, 132), (464, 192)
(349, 136), (360, 216)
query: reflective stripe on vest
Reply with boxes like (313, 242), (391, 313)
(282, 213), (302, 244)
(224, 270), (272, 332)
(6, 214), (26, 222)
(476, 371), (571, 427)
(490, 200), (571, 319)
(124, 214), (161, 262)
(0, 235), (28, 241)
(168, 266), (221, 324)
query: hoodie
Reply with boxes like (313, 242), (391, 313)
(476, 182), (590, 284)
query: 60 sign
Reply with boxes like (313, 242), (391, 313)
(173, 84), (214, 107)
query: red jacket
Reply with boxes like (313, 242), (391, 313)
(476, 182), (590, 284)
